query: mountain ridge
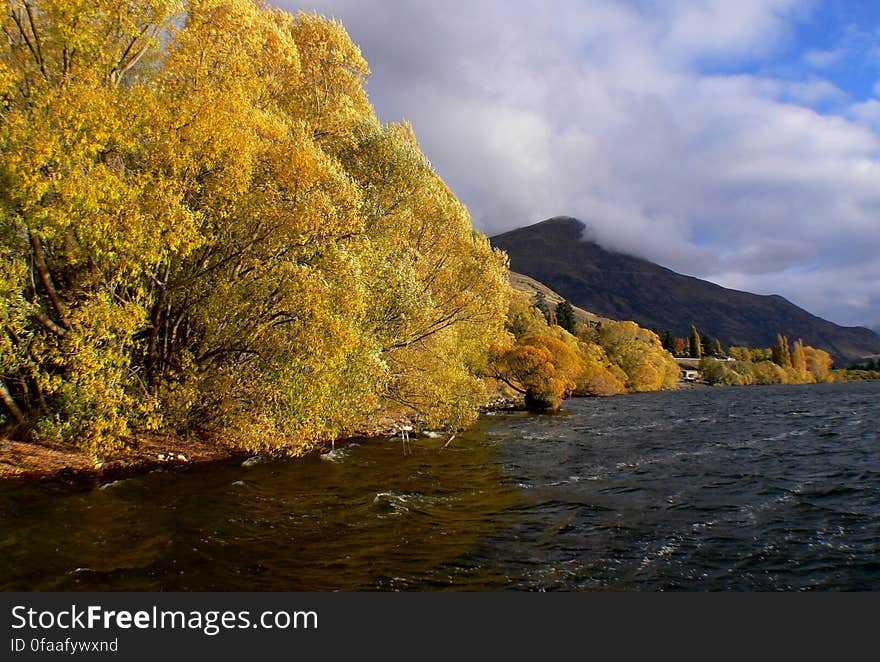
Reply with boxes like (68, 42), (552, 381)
(491, 217), (880, 364)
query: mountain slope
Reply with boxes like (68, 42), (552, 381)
(508, 271), (612, 327)
(492, 217), (880, 364)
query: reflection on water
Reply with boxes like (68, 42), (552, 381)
(1, 381), (879, 591)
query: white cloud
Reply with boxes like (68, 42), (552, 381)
(804, 48), (847, 68)
(281, 0), (880, 329)
(849, 98), (880, 131)
(656, 0), (802, 65)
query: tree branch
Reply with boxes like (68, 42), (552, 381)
(490, 374), (527, 395)
(22, 1), (47, 79)
(0, 378), (26, 425)
(110, 25), (155, 86)
(31, 307), (68, 338)
(8, 7), (41, 73)
(29, 232), (70, 330)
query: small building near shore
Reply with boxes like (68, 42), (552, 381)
(675, 358), (701, 382)
(680, 368), (699, 382)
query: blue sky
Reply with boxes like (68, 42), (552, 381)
(280, 1), (880, 332)
(714, 1), (880, 109)
(786, 1), (880, 100)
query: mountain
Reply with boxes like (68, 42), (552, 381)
(492, 217), (880, 365)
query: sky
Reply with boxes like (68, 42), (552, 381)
(278, 0), (880, 331)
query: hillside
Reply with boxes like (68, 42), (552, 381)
(508, 271), (613, 327)
(492, 217), (880, 364)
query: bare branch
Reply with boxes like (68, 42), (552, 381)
(29, 232), (70, 330)
(0, 379), (27, 425)
(110, 25), (155, 86)
(8, 7), (41, 72)
(31, 307), (68, 338)
(22, 1), (47, 79)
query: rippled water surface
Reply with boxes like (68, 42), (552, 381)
(2, 382), (879, 590)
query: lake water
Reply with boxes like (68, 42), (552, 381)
(1, 382), (878, 591)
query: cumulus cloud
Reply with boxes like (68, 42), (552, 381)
(280, 0), (880, 329)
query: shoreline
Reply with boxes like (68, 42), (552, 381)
(8, 378), (865, 487)
(0, 412), (428, 487)
(0, 397), (531, 487)
(0, 385), (737, 486)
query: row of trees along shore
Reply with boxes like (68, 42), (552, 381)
(2, 2), (871, 458)
(699, 335), (834, 386)
(659, 325), (727, 359)
(663, 323), (880, 385)
(700, 335), (880, 385)
(1, 0), (515, 456)
(489, 293), (679, 412)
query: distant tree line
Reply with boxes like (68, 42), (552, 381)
(698, 334), (834, 385)
(657, 324), (879, 385)
(493, 292), (679, 412)
(658, 325), (725, 359)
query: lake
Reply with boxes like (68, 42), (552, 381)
(1, 381), (878, 591)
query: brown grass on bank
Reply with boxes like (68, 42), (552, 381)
(0, 433), (245, 482)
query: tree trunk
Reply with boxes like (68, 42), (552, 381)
(524, 390), (562, 414)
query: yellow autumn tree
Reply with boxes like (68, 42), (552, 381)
(489, 335), (584, 412)
(141, 1), (388, 451)
(1, 0), (511, 453)
(804, 346), (833, 383)
(791, 339), (810, 382)
(597, 321), (679, 391)
(0, 0), (196, 452)
(285, 11), (373, 142)
(504, 290), (550, 339)
(573, 341), (627, 396)
(333, 120), (510, 431)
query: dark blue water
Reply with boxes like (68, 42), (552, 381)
(1, 382), (878, 591)
(484, 382), (880, 590)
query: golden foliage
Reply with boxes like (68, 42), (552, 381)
(334, 118), (510, 430)
(573, 341), (626, 396)
(490, 335), (583, 412)
(505, 290), (549, 339)
(703, 341), (835, 386)
(597, 321), (679, 392)
(0, 0), (511, 452)
(698, 357), (745, 386)
(804, 346), (833, 383)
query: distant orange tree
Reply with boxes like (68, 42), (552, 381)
(489, 335), (583, 412)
